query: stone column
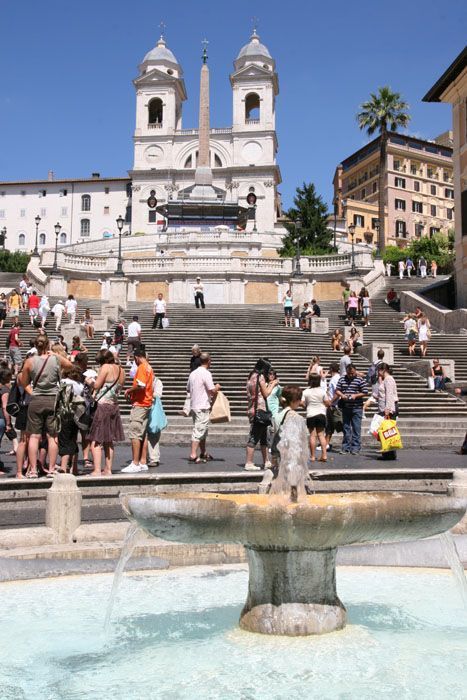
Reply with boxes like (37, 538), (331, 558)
(198, 62), (210, 168)
(46, 473), (82, 544)
(108, 276), (129, 309)
(47, 274), (67, 298)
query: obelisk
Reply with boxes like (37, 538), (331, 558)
(192, 40), (216, 200)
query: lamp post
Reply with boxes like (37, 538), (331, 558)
(292, 216), (303, 277)
(333, 197), (338, 251)
(373, 218), (381, 259)
(115, 215), (125, 276)
(0, 227), (6, 250)
(51, 222), (61, 276)
(32, 215), (41, 256)
(348, 223), (356, 275)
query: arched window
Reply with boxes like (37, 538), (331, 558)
(184, 154), (193, 169)
(18, 233), (26, 246)
(184, 151), (222, 169)
(39, 233), (46, 245)
(81, 194), (91, 211)
(214, 154), (222, 168)
(245, 93), (260, 122)
(80, 219), (90, 237)
(148, 98), (163, 125)
(60, 232), (67, 244)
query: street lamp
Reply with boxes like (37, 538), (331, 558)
(0, 227), (6, 250)
(51, 222), (61, 275)
(333, 197), (338, 251)
(348, 223), (356, 274)
(292, 216), (303, 277)
(32, 215), (41, 256)
(373, 218), (381, 258)
(115, 215), (125, 276)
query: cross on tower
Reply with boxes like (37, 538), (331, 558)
(158, 20), (166, 39)
(251, 16), (259, 34)
(202, 38), (209, 63)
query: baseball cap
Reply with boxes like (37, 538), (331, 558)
(83, 369), (98, 379)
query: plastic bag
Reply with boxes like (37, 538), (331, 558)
(148, 396), (168, 433)
(294, 318), (300, 328)
(369, 413), (384, 438)
(162, 317), (170, 329)
(378, 419), (403, 452)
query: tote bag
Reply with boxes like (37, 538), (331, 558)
(148, 396), (168, 434)
(210, 390), (231, 423)
(162, 317), (170, 329)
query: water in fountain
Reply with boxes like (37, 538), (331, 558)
(439, 531), (467, 608)
(104, 522), (142, 632)
(269, 409), (314, 501)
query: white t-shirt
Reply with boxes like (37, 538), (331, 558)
(65, 299), (77, 314)
(19, 280), (27, 292)
(302, 387), (327, 417)
(187, 366), (215, 411)
(154, 299), (166, 313)
(52, 303), (65, 316)
(327, 374), (340, 403)
(128, 321), (141, 338)
(194, 282), (204, 294)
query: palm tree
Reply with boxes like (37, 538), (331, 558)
(357, 87), (410, 254)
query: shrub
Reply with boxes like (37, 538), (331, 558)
(0, 250), (31, 273)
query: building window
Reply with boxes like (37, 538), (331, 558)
(20, 209), (26, 217)
(20, 190), (26, 197)
(245, 92), (260, 122)
(429, 226), (440, 238)
(412, 201), (423, 214)
(427, 167), (437, 179)
(0, 210), (5, 219)
(81, 194), (91, 212)
(410, 163), (418, 175)
(40, 208), (46, 217)
(415, 223), (424, 237)
(59, 232), (67, 244)
(395, 220), (406, 237)
(395, 177), (406, 188)
(371, 217), (379, 230)
(39, 189), (46, 197)
(148, 210), (157, 223)
(443, 171), (452, 183)
(126, 183), (132, 198)
(60, 188), (68, 197)
(395, 198), (406, 211)
(61, 207), (68, 217)
(39, 233), (46, 245)
(353, 214), (364, 227)
(18, 233), (26, 246)
(360, 188), (366, 199)
(393, 159), (402, 171)
(430, 184), (437, 196)
(104, 206), (110, 215)
(184, 154), (193, 169)
(463, 190), (467, 236)
(148, 97), (163, 125)
(431, 204), (437, 217)
(414, 181), (420, 192)
(0, 191), (4, 197)
(447, 208), (454, 221)
(80, 219), (90, 236)
(372, 181), (377, 193)
(445, 188), (454, 199)
(105, 187), (110, 195)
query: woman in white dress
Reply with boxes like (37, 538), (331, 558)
(417, 314), (431, 357)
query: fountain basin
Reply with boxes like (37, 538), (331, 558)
(123, 492), (466, 636)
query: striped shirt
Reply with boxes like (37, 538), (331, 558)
(336, 375), (368, 407)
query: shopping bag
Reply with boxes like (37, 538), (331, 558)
(148, 396), (168, 433)
(369, 413), (384, 438)
(162, 317), (170, 329)
(210, 390), (231, 423)
(378, 419), (403, 452)
(427, 376), (435, 391)
(181, 393), (191, 417)
(294, 318), (300, 328)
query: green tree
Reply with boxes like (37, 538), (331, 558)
(0, 250), (30, 273)
(357, 86), (410, 254)
(383, 231), (454, 273)
(279, 182), (332, 257)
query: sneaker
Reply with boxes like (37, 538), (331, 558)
(338, 449), (350, 455)
(121, 462), (143, 473)
(139, 463), (149, 472)
(264, 460), (272, 469)
(148, 462), (159, 468)
(316, 445), (322, 451)
(350, 450), (360, 455)
(244, 462), (261, 471)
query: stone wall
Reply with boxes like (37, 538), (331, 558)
(136, 281), (169, 302)
(67, 279), (102, 298)
(313, 280), (346, 301)
(245, 281), (278, 304)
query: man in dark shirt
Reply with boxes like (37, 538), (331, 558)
(335, 364), (368, 455)
(311, 299), (321, 318)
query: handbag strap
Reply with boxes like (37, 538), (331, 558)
(32, 356), (50, 389)
(253, 373), (269, 418)
(96, 370), (120, 403)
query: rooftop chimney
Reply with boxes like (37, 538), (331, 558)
(91, 172), (100, 179)
(48, 170), (54, 181)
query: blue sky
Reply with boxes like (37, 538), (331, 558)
(1, 0), (465, 210)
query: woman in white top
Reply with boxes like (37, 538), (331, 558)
(398, 260), (405, 279)
(417, 314), (431, 357)
(302, 374), (330, 462)
(361, 290), (371, 326)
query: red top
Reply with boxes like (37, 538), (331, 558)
(8, 327), (20, 347)
(28, 294), (40, 309)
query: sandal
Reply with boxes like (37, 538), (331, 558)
(26, 471), (38, 479)
(200, 453), (214, 461)
(84, 460), (93, 470)
(188, 457), (205, 464)
(318, 457), (327, 463)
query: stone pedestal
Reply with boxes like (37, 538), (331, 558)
(46, 473), (82, 544)
(402, 358), (455, 383)
(290, 279), (314, 308)
(47, 274), (67, 298)
(108, 276), (129, 309)
(240, 547), (346, 636)
(311, 317), (329, 334)
(359, 342), (394, 365)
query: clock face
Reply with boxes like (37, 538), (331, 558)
(145, 145), (163, 164)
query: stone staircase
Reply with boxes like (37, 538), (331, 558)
(1, 283), (466, 448)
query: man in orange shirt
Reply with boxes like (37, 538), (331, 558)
(122, 348), (154, 473)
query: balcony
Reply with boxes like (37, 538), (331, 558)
(148, 123), (163, 129)
(245, 119), (260, 125)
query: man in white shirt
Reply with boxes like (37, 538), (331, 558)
(51, 300), (65, 331)
(194, 276), (205, 309)
(126, 315), (142, 365)
(65, 294), (78, 324)
(187, 353), (220, 463)
(152, 292), (167, 329)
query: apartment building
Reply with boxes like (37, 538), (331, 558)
(333, 132), (454, 247)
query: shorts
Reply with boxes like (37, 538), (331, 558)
(306, 414), (326, 431)
(191, 409), (210, 442)
(127, 338), (140, 351)
(9, 308), (19, 318)
(9, 347), (22, 365)
(247, 418), (268, 447)
(0, 309), (6, 321)
(284, 307), (293, 318)
(348, 307), (357, 319)
(29, 308), (38, 318)
(362, 307), (370, 317)
(26, 394), (58, 436)
(128, 405), (150, 440)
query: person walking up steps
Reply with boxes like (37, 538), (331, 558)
(126, 315), (142, 365)
(398, 259), (405, 279)
(187, 352), (220, 464)
(65, 294), (78, 324)
(51, 299), (65, 331)
(122, 348), (154, 473)
(194, 277), (205, 309)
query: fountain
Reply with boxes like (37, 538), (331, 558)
(122, 413), (466, 636)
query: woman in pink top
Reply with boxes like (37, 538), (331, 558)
(347, 292), (359, 322)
